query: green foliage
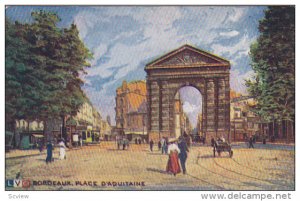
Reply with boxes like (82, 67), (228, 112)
(246, 6), (295, 122)
(5, 10), (92, 131)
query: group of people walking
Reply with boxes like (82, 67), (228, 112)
(150, 136), (190, 176)
(166, 136), (189, 175)
(158, 137), (168, 154)
(45, 138), (67, 164)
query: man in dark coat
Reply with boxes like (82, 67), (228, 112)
(178, 136), (189, 174)
(46, 141), (53, 164)
(249, 136), (254, 148)
(149, 139), (154, 152)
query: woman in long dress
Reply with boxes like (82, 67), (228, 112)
(59, 139), (66, 160)
(166, 138), (181, 176)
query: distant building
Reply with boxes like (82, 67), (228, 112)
(230, 94), (295, 142)
(15, 119), (45, 149)
(66, 101), (103, 144)
(174, 92), (192, 138)
(196, 113), (203, 135)
(15, 120), (44, 132)
(230, 94), (259, 141)
(174, 93), (183, 138)
(100, 120), (112, 140)
(74, 102), (94, 127)
(115, 80), (147, 141)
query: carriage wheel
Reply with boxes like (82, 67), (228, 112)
(229, 150), (233, 158)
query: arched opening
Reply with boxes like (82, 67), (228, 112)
(174, 86), (203, 139)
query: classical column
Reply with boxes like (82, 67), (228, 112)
(206, 78), (216, 140)
(202, 80), (207, 135)
(161, 81), (170, 134)
(146, 80), (152, 131)
(224, 76), (231, 141)
(217, 78), (226, 138)
(149, 81), (160, 132)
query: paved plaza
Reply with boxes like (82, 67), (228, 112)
(5, 142), (295, 190)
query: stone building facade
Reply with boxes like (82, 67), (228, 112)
(115, 80), (148, 141)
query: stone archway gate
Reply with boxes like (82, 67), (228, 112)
(145, 44), (231, 142)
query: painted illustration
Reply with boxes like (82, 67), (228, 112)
(5, 6), (295, 191)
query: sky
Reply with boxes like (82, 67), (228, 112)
(6, 6), (266, 126)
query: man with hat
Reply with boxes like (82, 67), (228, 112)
(46, 140), (53, 164)
(178, 136), (189, 174)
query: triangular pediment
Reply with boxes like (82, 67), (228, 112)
(146, 44), (230, 68)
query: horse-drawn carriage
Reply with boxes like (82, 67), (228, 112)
(212, 139), (233, 158)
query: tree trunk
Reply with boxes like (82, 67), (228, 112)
(43, 118), (57, 142)
(273, 120), (275, 141)
(61, 115), (66, 140)
(6, 120), (17, 147)
(286, 120), (289, 144)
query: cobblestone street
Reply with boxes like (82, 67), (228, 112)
(5, 142), (295, 190)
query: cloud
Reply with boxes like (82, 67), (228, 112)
(182, 101), (201, 128)
(230, 69), (256, 95)
(90, 44), (108, 66)
(183, 102), (201, 114)
(71, 6), (265, 125)
(227, 7), (246, 22)
(219, 30), (239, 37)
(211, 35), (255, 57)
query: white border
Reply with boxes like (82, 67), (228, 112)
(0, 1), (298, 201)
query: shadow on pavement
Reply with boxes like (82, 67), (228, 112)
(146, 168), (170, 175)
(147, 152), (164, 155)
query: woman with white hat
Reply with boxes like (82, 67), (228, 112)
(166, 138), (181, 176)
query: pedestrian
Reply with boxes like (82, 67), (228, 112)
(211, 137), (215, 147)
(164, 138), (169, 154)
(166, 138), (181, 176)
(203, 136), (206, 145)
(160, 138), (165, 154)
(248, 136), (254, 148)
(79, 135), (83, 147)
(220, 135), (225, 142)
(91, 133), (95, 142)
(178, 136), (189, 174)
(59, 139), (66, 160)
(149, 139), (154, 152)
(263, 135), (267, 145)
(138, 138), (142, 145)
(135, 138), (138, 145)
(122, 139), (126, 150)
(38, 140), (44, 153)
(158, 141), (162, 151)
(46, 141), (53, 164)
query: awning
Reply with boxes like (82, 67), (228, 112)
(32, 134), (44, 138)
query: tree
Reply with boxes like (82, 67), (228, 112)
(5, 19), (46, 131)
(5, 11), (92, 141)
(246, 6), (295, 141)
(28, 11), (92, 140)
